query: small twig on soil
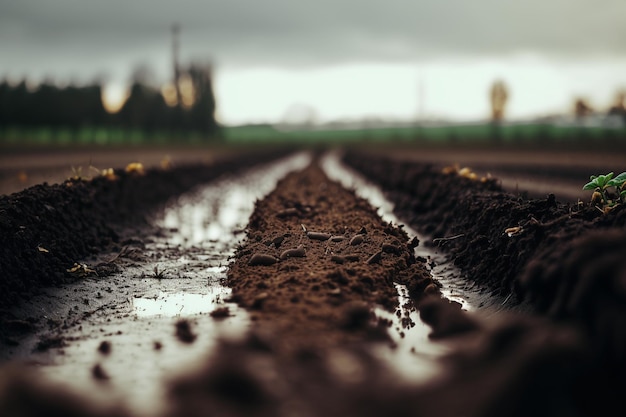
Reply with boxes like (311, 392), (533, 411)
(106, 245), (130, 263)
(432, 234), (465, 244)
(527, 211), (580, 229)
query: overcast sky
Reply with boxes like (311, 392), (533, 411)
(2, 0), (626, 124)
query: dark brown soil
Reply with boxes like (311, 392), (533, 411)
(163, 157), (595, 417)
(226, 161), (436, 353)
(0, 148), (291, 330)
(342, 149), (626, 414)
(0, 147), (624, 417)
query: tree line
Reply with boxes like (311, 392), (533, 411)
(0, 63), (219, 140)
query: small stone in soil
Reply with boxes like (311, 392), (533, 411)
(276, 207), (299, 218)
(97, 340), (111, 355)
(272, 235), (285, 247)
(92, 364), (109, 381)
(280, 245), (306, 260)
(249, 254), (279, 266)
(210, 307), (231, 319)
(307, 231), (331, 241)
(382, 243), (401, 254)
(349, 235), (364, 246)
(331, 255), (346, 264)
(175, 320), (197, 344)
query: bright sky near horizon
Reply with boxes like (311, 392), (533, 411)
(2, 0), (625, 125)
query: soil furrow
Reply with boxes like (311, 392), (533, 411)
(1, 148), (624, 417)
(342, 149), (626, 414)
(226, 158), (439, 353)
(0, 149), (291, 335)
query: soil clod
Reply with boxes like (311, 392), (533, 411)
(279, 245), (306, 260)
(97, 340), (111, 355)
(349, 235), (364, 246)
(306, 231), (331, 241)
(175, 320), (197, 344)
(366, 251), (382, 264)
(248, 254), (279, 266)
(91, 364), (110, 381)
(210, 307), (231, 319)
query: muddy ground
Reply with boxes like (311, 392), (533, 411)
(0, 145), (624, 417)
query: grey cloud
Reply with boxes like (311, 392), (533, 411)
(1, 0), (625, 81)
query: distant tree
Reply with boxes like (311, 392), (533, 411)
(186, 63), (219, 136)
(116, 64), (171, 136)
(574, 98), (593, 119)
(0, 57), (220, 142)
(6, 81), (30, 127)
(490, 80), (509, 122)
(117, 82), (167, 135)
(608, 90), (626, 119)
(31, 81), (59, 128)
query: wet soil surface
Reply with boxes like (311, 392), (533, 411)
(0, 146), (624, 417)
(226, 159), (437, 354)
(343, 149), (626, 415)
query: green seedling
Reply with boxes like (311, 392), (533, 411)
(583, 171), (626, 210)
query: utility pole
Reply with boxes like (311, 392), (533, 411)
(418, 75), (424, 124)
(172, 23), (182, 108)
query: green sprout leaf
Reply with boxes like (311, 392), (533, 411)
(583, 181), (598, 190)
(608, 172), (626, 187)
(597, 173), (613, 188)
(584, 172), (626, 209)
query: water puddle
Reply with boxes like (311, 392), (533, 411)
(321, 151), (488, 310)
(372, 283), (445, 383)
(134, 292), (220, 317)
(158, 152), (311, 248)
(31, 151), (313, 416)
(9, 150), (490, 412)
(321, 150), (497, 378)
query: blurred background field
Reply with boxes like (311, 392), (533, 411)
(1, 119), (625, 148)
(1, 0), (625, 194)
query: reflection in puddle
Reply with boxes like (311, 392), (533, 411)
(36, 152), (313, 417)
(372, 283), (448, 382)
(41, 313), (249, 417)
(134, 292), (223, 317)
(159, 152), (312, 247)
(321, 151), (487, 379)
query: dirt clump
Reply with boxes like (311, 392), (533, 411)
(175, 319), (197, 344)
